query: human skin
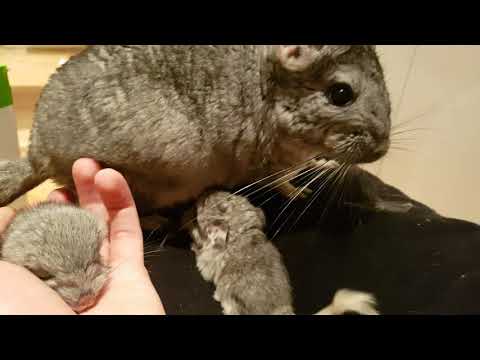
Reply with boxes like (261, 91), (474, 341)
(0, 158), (165, 315)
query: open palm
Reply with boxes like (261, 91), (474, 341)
(0, 158), (165, 315)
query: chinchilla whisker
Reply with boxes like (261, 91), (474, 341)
(143, 224), (165, 245)
(144, 252), (167, 259)
(389, 143), (417, 151)
(270, 163), (342, 240)
(241, 165), (312, 199)
(143, 235), (169, 256)
(181, 156), (335, 233)
(392, 45), (418, 122)
(143, 248), (168, 256)
(143, 243), (161, 252)
(287, 171), (331, 232)
(256, 191), (280, 208)
(272, 164), (342, 240)
(391, 127), (432, 137)
(309, 160), (346, 190)
(334, 166), (351, 211)
(233, 153), (325, 197)
(331, 164), (352, 209)
(390, 146), (414, 153)
(178, 163), (315, 233)
(390, 138), (419, 143)
(289, 162), (349, 231)
(392, 102), (443, 131)
(329, 163), (352, 206)
(238, 154), (330, 198)
(316, 156), (355, 223)
(269, 170), (324, 234)
(253, 165), (326, 208)
(251, 165), (323, 206)
(390, 144), (414, 150)
(243, 161), (326, 200)
(270, 166), (333, 231)
(289, 186), (323, 232)
(179, 154), (327, 232)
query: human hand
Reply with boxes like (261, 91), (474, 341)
(48, 158), (165, 315)
(0, 207), (76, 314)
(0, 158), (165, 315)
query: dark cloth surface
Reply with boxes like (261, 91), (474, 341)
(144, 168), (480, 315)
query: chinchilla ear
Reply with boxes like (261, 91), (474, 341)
(317, 45), (352, 57)
(255, 208), (266, 228)
(274, 45), (318, 72)
(271, 45), (352, 72)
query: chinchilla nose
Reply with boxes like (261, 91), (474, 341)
(73, 291), (96, 313)
(325, 122), (390, 163)
(325, 123), (371, 145)
(369, 108), (392, 142)
(361, 124), (391, 162)
(370, 118), (391, 158)
(371, 137), (390, 158)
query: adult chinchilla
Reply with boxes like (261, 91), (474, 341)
(0, 45), (391, 215)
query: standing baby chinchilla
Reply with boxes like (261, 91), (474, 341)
(189, 191), (379, 315)
(0, 45), (391, 215)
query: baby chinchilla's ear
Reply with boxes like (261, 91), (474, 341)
(271, 45), (352, 72)
(255, 209), (266, 228)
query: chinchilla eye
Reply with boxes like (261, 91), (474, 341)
(28, 266), (53, 281)
(327, 83), (355, 107)
(38, 273), (54, 281)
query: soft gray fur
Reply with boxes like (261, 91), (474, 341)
(0, 202), (109, 313)
(0, 45), (391, 215)
(190, 191), (380, 315)
(190, 191), (294, 315)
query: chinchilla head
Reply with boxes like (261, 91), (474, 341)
(261, 45), (391, 167)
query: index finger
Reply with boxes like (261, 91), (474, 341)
(94, 169), (144, 266)
(72, 158), (109, 222)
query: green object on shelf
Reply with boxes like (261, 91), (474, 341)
(0, 65), (14, 108)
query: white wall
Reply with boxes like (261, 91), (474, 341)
(0, 107), (20, 161)
(0, 106), (25, 208)
(363, 46), (480, 224)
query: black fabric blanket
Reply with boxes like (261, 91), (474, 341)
(144, 168), (480, 315)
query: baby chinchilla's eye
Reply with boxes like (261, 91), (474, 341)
(27, 266), (53, 281)
(327, 83), (355, 107)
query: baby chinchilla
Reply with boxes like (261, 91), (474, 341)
(190, 191), (379, 315)
(0, 45), (391, 215)
(0, 202), (109, 313)
(190, 191), (293, 315)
